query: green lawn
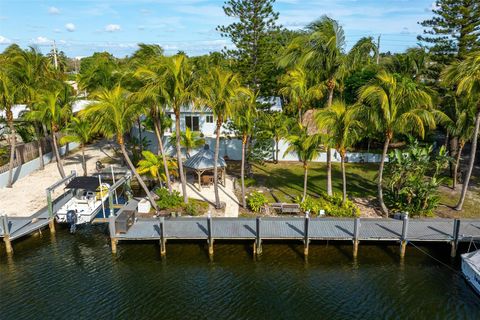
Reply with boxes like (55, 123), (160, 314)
(252, 162), (378, 203)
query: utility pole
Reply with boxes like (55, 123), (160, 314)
(376, 34), (381, 65)
(52, 40), (58, 70)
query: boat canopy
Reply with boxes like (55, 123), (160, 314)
(65, 177), (101, 191)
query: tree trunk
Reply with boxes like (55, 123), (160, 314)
(36, 124), (44, 170)
(378, 136), (390, 216)
(326, 148), (332, 196)
(275, 138), (279, 164)
(175, 111), (188, 203)
(341, 153), (347, 205)
(81, 143), (87, 176)
(6, 125), (16, 188)
(302, 161), (308, 202)
(213, 121), (222, 209)
(119, 138), (159, 212)
(449, 136), (458, 178)
(327, 85), (334, 108)
(455, 108), (480, 211)
(241, 134), (247, 208)
(52, 131), (66, 179)
(153, 116), (172, 193)
(452, 142), (464, 190)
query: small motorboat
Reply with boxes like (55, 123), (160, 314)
(56, 176), (110, 232)
(461, 249), (480, 295)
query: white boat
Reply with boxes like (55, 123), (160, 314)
(56, 176), (110, 228)
(461, 249), (480, 295)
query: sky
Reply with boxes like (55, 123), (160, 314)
(0, 0), (437, 58)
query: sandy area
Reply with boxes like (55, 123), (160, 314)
(172, 177), (240, 217)
(0, 141), (118, 217)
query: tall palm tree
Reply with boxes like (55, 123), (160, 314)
(233, 89), (258, 208)
(315, 100), (363, 203)
(285, 124), (320, 202)
(263, 112), (290, 164)
(200, 67), (244, 209)
(443, 52), (480, 211)
(443, 95), (476, 190)
(26, 86), (73, 178)
(80, 85), (159, 211)
(279, 66), (324, 122)
(359, 71), (440, 215)
(60, 117), (94, 176)
(168, 127), (205, 158)
(137, 150), (177, 187)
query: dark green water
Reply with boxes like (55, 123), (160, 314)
(1, 225), (479, 320)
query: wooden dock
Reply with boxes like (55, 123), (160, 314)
(110, 201), (480, 258)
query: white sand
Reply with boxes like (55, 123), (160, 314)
(0, 141), (118, 217)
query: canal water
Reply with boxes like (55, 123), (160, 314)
(1, 225), (479, 320)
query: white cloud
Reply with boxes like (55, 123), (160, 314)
(32, 36), (53, 46)
(105, 24), (121, 32)
(0, 35), (12, 44)
(48, 6), (60, 15)
(65, 23), (76, 32)
(54, 28), (61, 33)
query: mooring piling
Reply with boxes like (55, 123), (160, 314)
(108, 214), (117, 254)
(400, 213), (409, 258)
(353, 217), (360, 258)
(451, 219), (460, 258)
(255, 217), (262, 256)
(1, 215), (13, 255)
(207, 213), (214, 257)
(304, 211), (310, 257)
(159, 217), (166, 257)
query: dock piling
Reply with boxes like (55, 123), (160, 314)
(1, 215), (13, 255)
(304, 212), (310, 257)
(108, 214), (117, 254)
(353, 218), (360, 258)
(159, 217), (166, 257)
(48, 219), (56, 234)
(207, 214), (213, 257)
(255, 217), (262, 256)
(450, 219), (460, 258)
(400, 213), (409, 258)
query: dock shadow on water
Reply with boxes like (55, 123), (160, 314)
(1, 229), (480, 320)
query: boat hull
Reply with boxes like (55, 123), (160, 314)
(461, 250), (480, 296)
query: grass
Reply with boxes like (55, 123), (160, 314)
(248, 161), (480, 218)
(252, 162), (378, 203)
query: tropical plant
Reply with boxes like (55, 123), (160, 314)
(60, 117), (94, 176)
(137, 150), (177, 186)
(155, 188), (183, 210)
(233, 88), (258, 208)
(79, 85), (159, 211)
(315, 100), (363, 203)
(169, 127), (205, 158)
(200, 67), (245, 209)
(442, 52), (480, 210)
(262, 112), (290, 164)
(284, 124), (320, 201)
(247, 191), (268, 213)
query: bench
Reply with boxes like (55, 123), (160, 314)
(269, 203), (301, 214)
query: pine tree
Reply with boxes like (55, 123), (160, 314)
(217, 0), (280, 96)
(418, 0), (480, 62)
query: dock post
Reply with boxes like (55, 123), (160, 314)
(304, 212), (310, 257)
(400, 213), (409, 258)
(159, 217), (166, 258)
(353, 218), (360, 258)
(255, 217), (262, 256)
(108, 190), (115, 217)
(108, 214), (117, 254)
(1, 215), (13, 255)
(450, 219), (460, 258)
(48, 219), (56, 234)
(207, 214), (214, 257)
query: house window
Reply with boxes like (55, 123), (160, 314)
(206, 115), (214, 123)
(185, 116), (200, 131)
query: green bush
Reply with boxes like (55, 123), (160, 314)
(247, 191), (268, 213)
(295, 194), (359, 217)
(185, 199), (209, 216)
(243, 177), (256, 188)
(155, 188), (183, 210)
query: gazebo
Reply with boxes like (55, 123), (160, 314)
(183, 144), (227, 191)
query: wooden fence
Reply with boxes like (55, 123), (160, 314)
(0, 134), (63, 174)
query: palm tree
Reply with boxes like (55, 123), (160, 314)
(443, 52), (480, 211)
(315, 100), (363, 203)
(60, 117), (94, 176)
(137, 150), (177, 186)
(80, 85), (159, 211)
(443, 95), (476, 190)
(359, 71), (440, 215)
(263, 112), (290, 164)
(200, 67), (244, 209)
(279, 66), (324, 122)
(284, 124), (320, 201)
(168, 127), (205, 158)
(233, 89), (258, 208)
(26, 86), (73, 178)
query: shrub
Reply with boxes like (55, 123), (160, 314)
(155, 188), (183, 210)
(295, 194), (359, 217)
(247, 191), (268, 213)
(185, 199), (209, 216)
(244, 177), (256, 188)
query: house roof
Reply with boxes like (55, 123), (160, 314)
(183, 144), (227, 170)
